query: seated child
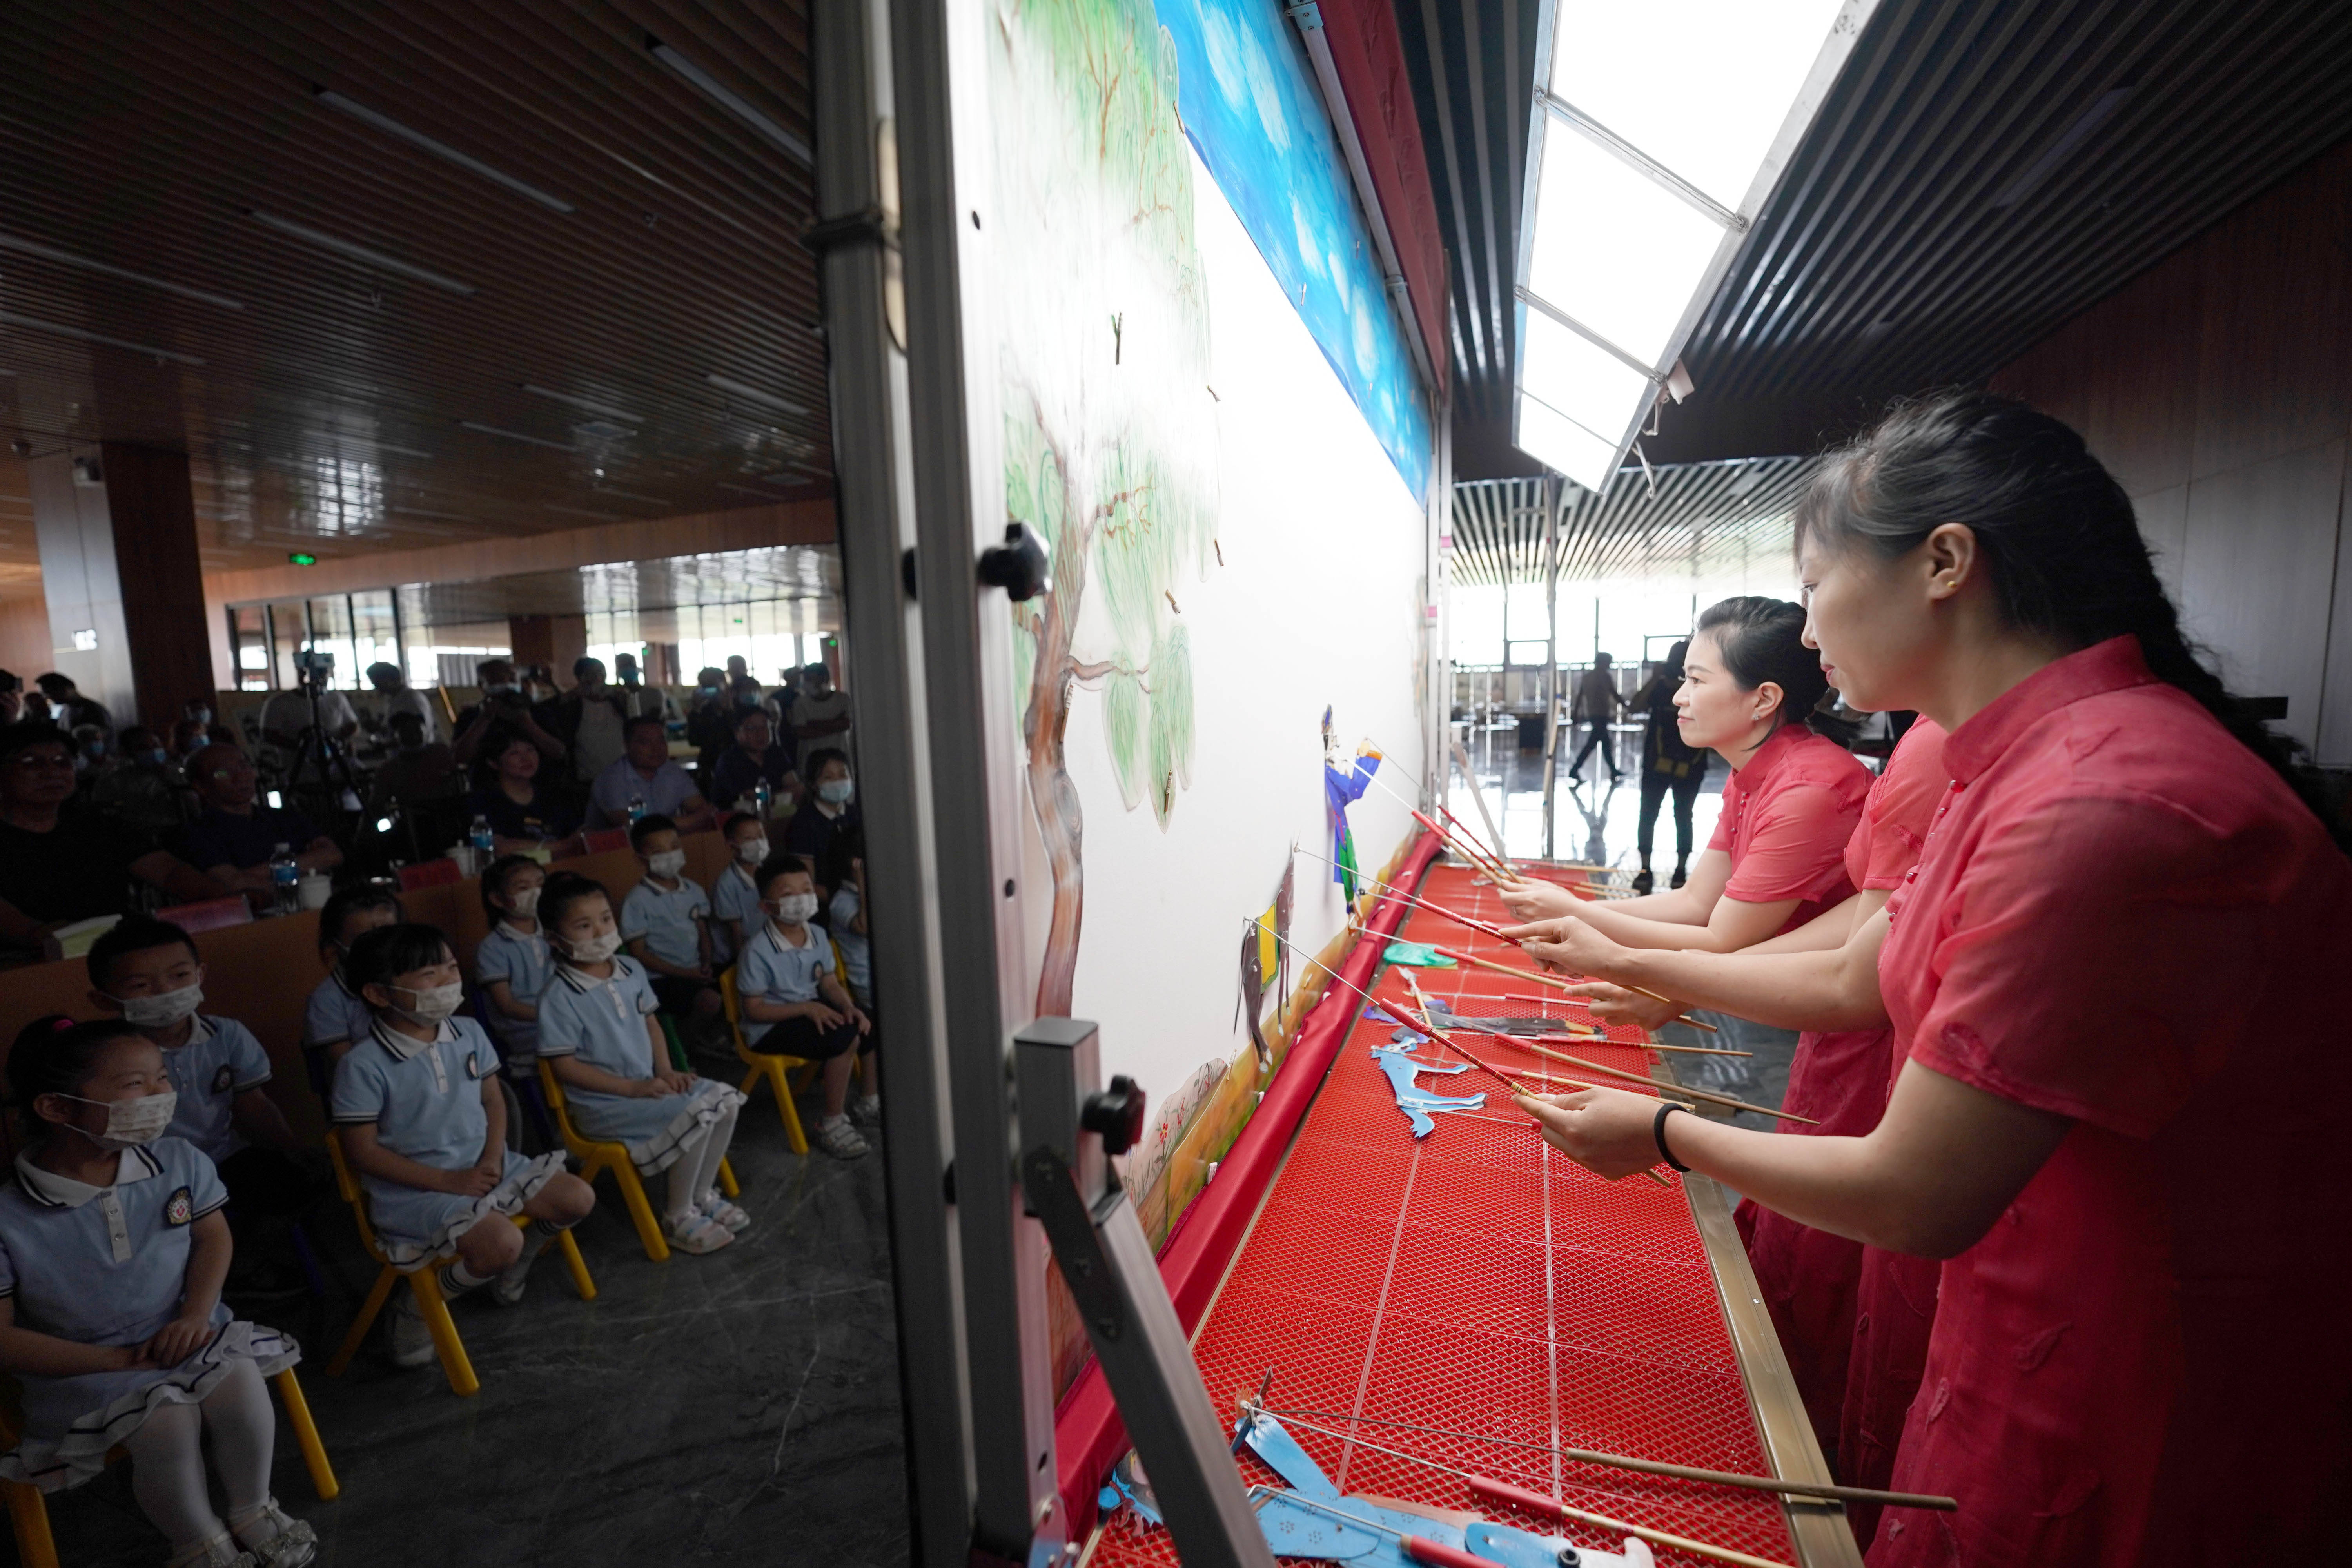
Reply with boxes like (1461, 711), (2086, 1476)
(537, 873), (748, 1254)
(86, 918), (322, 1220)
(817, 824), (873, 1013)
(301, 886), (403, 1090)
(0, 1016), (314, 1568)
(707, 811), (769, 966)
(738, 857), (874, 1160)
(619, 814), (724, 1039)
(474, 856), (553, 1067)
(329, 925), (593, 1367)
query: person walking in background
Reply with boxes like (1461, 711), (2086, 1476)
(1565, 652), (1624, 787)
(1631, 640), (1708, 893)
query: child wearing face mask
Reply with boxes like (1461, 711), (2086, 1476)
(738, 859), (873, 1160)
(0, 1017), (314, 1568)
(708, 812), (770, 965)
(473, 857), (553, 1071)
(86, 920), (321, 1227)
(301, 887), (404, 1092)
(329, 925), (591, 1367)
(536, 874), (748, 1254)
(619, 815), (724, 1038)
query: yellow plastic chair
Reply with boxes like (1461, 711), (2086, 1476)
(534, 1060), (738, 1263)
(321, 1132), (595, 1397)
(2, 1364), (337, 1568)
(720, 967), (813, 1155)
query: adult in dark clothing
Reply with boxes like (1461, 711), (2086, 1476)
(784, 748), (860, 871)
(451, 657), (567, 769)
(551, 657), (635, 789)
(0, 724), (221, 956)
(1630, 639), (1708, 894)
(365, 711), (462, 818)
(684, 666), (736, 779)
(89, 726), (192, 837)
(1565, 653), (1624, 786)
(465, 728), (582, 850)
(34, 673), (112, 742)
(174, 743), (343, 892)
(707, 708), (801, 814)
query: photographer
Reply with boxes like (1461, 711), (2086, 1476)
(450, 657), (567, 769)
(260, 654), (358, 757)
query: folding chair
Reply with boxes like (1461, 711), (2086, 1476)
(1, 1366), (337, 1568)
(719, 967), (812, 1156)
(534, 1062), (737, 1263)
(320, 1132), (594, 1397)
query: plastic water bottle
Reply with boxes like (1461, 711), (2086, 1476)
(469, 813), (495, 860)
(628, 793), (648, 824)
(753, 778), (772, 817)
(269, 844), (299, 916)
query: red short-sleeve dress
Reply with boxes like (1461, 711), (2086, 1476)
(1869, 638), (2352, 1566)
(1731, 729), (1929, 1467)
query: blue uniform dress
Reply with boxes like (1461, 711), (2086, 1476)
(328, 1018), (567, 1267)
(0, 1139), (298, 1492)
(536, 959), (744, 1177)
(158, 1015), (273, 1166)
(708, 861), (763, 967)
(620, 877), (710, 969)
(472, 922), (555, 1064)
(735, 920), (835, 1046)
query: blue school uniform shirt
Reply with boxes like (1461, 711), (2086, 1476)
(0, 1139), (228, 1348)
(157, 1015), (272, 1165)
(828, 886), (872, 1006)
(473, 921), (555, 1060)
(621, 877), (710, 970)
(735, 920), (833, 1046)
(302, 970), (374, 1051)
(329, 1018), (499, 1203)
(709, 861), (763, 965)
(537, 958), (661, 1082)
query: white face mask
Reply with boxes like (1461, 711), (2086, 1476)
(114, 984), (204, 1030)
(64, 1091), (178, 1151)
(735, 836), (769, 865)
(768, 893), (819, 926)
(647, 849), (688, 878)
(817, 778), (854, 806)
(395, 982), (465, 1025)
(563, 930), (624, 964)
(508, 887), (541, 917)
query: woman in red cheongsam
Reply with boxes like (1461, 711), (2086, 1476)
(1515, 391), (2352, 1566)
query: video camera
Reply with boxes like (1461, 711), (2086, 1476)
(292, 648), (337, 684)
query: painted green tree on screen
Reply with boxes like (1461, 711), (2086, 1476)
(996, 0), (1218, 1016)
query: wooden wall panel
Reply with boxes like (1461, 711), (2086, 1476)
(2178, 441), (2345, 746)
(0, 592), (50, 676)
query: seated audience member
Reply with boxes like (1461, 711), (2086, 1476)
(621, 815), (722, 1034)
(69, 723), (110, 785)
(303, 887), (404, 1081)
(709, 812), (769, 964)
(34, 672), (112, 741)
(330, 924), (593, 1365)
(475, 857), (553, 1069)
(365, 662), (437, 745)
(789, 662), (851, 771)
(684, 668), (734, 778)
(0, 724), (221, 956)
(364, 712), (460, 818)
(465, 729), (581, 851)
(784, 748), (859, 872)
(586, 714), (713, 831)
(611, 653), (674, 722)
(85, 918), (323, 1221)
(90, 726), (191, 836)
(174, 745), (342, 892)
(179, 697), (234, 748)
(169, 717), (212, 764)
(553, 657), (634, 791)
(535, 875), (747, 1254)
(738, 857), (874, 1159)
(707, 706), (800, 817)
(0, 1016), (317, 1568)
(820, 825), (874, 1013)
(450, 658), (566, 769)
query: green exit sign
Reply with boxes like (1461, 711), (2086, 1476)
(287, 552), (318, 566)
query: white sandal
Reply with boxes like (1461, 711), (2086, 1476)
(229, 1500), (318, 1568)
(663, 1211), (735, 1254)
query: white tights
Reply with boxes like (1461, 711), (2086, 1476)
(120, 1358), (274, 1555)
(663, 1104), (739, 1221)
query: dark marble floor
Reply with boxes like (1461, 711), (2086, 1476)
(36, 1091), (911, 1568)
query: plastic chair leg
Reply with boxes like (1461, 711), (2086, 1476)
(604, 1155), (671, 1262)
(327, 1265), (399, 1376)
(771, 1061), (810, 1156)
(716, 1157), (740, 1200)
(555, 1229), (597, 1301)
(4, 1479), (56, 1568)
(270, 1370), (339, 1501)
(410, 1273), (478, 1397)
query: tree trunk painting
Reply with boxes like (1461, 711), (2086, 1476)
(995, 0), (1218, 1017)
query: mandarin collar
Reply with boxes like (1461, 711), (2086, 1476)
(14, 1145), (161, 1209)
(369, 1017), (454, 1062)
(1942, 636), (2157, 785)
(1728, 722), (1807, 793)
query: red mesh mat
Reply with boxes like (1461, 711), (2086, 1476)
(1086, 864), (1796, 1568)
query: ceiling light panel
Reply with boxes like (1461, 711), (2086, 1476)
(1512, 0), (1878, 487)
(315, 89), (574, 214)
(520, 384), (639, 423)
(648, 38), (814, 165)
(248, 211), (476, 295)
(0, 232), (244, 309)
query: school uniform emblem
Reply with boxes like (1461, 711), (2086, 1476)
(464, 1051), (484, 1080)
(164, 1187), (194, 1227)
(211, 1065), (235, 1094)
